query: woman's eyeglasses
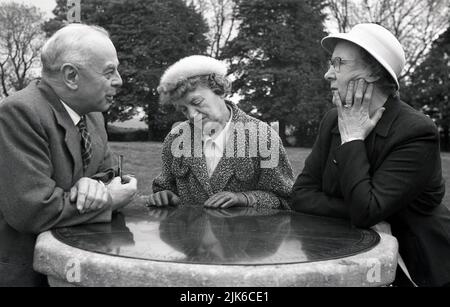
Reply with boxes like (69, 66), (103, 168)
(328, 57), (356, 72)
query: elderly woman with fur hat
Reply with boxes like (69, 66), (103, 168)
(148, 55), (294, 210)
(291, 23), (450, 287)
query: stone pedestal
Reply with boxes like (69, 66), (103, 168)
(33, 204), (398, 287)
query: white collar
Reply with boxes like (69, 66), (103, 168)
(203, 106), (233, 152)
(60, 100), (81, 126)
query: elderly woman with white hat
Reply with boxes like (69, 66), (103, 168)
(148, 55), (294, 210)
(291, 23), (450, 287)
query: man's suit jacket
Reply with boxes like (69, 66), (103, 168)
(0, 79), (114, 286)
(153, 102), (294, 210)
(291, 95), (450, 286)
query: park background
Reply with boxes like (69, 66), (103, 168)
(0, 0), (449, 208)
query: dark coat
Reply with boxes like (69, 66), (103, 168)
(0, 80), (114, 286)
(291, 96), (450, 287)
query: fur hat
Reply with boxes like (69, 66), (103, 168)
(157, 55), (228, 94)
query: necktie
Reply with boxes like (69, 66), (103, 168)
(77, 116), (93, 173)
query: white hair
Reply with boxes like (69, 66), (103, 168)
(41, 24), (110, 75)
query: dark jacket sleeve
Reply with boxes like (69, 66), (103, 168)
(290, 110), (350, 218)
(0, 102), (111, 235)
(335, 122), (441, 228)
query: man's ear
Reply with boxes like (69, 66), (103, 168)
(60, 63), (79, 90)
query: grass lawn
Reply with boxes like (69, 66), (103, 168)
(110, 142), (450, 209)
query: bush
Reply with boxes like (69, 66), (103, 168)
(107, 125), (149, 142)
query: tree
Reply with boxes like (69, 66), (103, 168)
(222, 0), (330, 146)
(406, 27), (450, 149)
(44, 0), (209, 140)
(188, 0), (239, 58)
(0, 2), (44, 97)
(324, 0), (449, 81)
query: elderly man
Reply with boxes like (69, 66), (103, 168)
(0, 24), (137, 286)
(291, 23), (450, 287)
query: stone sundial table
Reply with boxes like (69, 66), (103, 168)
(33, 199), (398, 287)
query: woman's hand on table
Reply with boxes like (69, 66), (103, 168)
(204, 191), (248, 209)
(146, 190), (180, 207)
(206, 207), (252, 218)
(147, 207), (173, 221)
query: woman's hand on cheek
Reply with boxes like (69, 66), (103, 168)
(335, 79), (385, 145)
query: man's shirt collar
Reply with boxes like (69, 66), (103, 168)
(60, 100), (81, 126)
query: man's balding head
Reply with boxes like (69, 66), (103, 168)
(40, 23), (122, 115)
(41, 24), (111, 76)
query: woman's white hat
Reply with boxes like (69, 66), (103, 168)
(321, 23), (405, 89)
(158, 55), (228, 92)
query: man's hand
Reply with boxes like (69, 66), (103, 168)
(334, 79), (385, 144)
(146, 190), (180, 207)
(70, 177), (109, 214)
(204, 191), (247, 209)
(107, 175), (138, 211)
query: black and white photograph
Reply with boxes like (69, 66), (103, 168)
(0, 0), (449, 291)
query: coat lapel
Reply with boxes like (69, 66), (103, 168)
(37, 80), (83, 179)
(373, 95), (401, 138)
(187, 156), (213, 195)
(369, 95), (402, 168)
(209, 102), (250, 192)
(209, 156), (235, 193)
(325, 120), (343, 195)
(182, 122), (213, 195)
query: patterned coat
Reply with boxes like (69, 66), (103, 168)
(153, 102), (294, 210)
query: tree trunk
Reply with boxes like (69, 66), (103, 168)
(145, 102), (154, 141)
(147, 126), (154, 141)
(442, 125), (449, 151)
(278, 119), (287, 146)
